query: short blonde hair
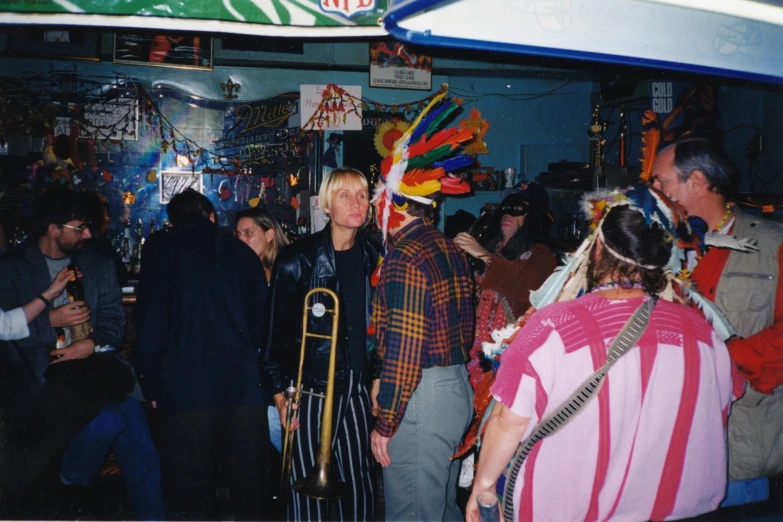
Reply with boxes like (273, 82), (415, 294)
(318, 167), (369, 212)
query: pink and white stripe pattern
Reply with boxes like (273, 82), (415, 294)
(492, 293), (738, 522)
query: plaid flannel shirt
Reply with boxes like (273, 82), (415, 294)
(371, 219), (474, 437)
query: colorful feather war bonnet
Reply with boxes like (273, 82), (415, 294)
(371, 85), (475, 242)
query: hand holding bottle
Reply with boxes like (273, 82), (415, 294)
(40, 267), (74, 302)
(49, 301), (90, 327)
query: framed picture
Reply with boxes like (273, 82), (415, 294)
(114, 33), (213, 70)
(7, 27), (99, 62)
(160, 171), (204, 204)
(370, 41), (432, 91)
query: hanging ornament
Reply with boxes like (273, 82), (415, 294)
(122, 191), (136, 204)
(459, 107), (491, 155)
(102, 170), (114, 183)
(147, 169), (157, 183)
(374, 120), (411, 158)
(248, 183), (266, 207)
(218, 179), (232, 200)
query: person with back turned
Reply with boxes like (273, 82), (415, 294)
(134, 188), (269, 520)
(466, 185), (742, 522)
(368, 91), (477, 521)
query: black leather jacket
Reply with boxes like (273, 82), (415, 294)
(263, 225), (380, 394)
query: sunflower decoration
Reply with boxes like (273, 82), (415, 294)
(374, 120), (410, 158)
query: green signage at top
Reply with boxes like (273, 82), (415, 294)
(0, 0), (388, 35)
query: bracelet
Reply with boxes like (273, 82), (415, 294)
(36, 294), (51, 307)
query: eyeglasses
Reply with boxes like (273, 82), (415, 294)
(61, 222), (91, 233)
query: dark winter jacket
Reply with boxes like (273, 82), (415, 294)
(133, 216), (268, 413)
(263, 224), (379, 394)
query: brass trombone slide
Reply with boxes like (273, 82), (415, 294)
(280, 288), (348, 500)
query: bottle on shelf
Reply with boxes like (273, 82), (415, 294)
(121, 218), (132, 273)
(135, 218), (144, 244)
(618, 107), (628, 168)
(131, 219), (143, 275)
(149, 217), (156, 236)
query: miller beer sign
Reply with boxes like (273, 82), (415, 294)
(320, 0), (376, 18)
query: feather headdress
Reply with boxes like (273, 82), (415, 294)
(528, 183), (736, 340)
(371, 85), (475, 241)
(465, 184), (737, 456)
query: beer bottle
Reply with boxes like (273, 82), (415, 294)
(65, 264), (85, 302)
(135, 218), (144, 245)
(55, 326), (67, 349)
(131, 222), (142, 275)
(149, 217), (156, 235)
(55, 265), (83, 350)
(121, 218), (132, 272)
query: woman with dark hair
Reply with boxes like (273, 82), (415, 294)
(465, 186), (740, 522)
(454, 181), (558, 318)
(452, 182), (558, 462)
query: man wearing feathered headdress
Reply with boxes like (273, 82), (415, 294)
(367, 88), (476, 521)
(652, 136), (783, 482)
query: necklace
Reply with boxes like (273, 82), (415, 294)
(590, 280), (643, 293)
(714, 202), (734, 233)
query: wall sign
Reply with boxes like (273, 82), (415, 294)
(370, 41), (432, 91)
(300, 84), (363, 131)
(8, 27), (100, 61)
(0, 1), (389, 35)
(56, 98), (139, 141)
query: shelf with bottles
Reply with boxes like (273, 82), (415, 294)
(115, 215), (165, 280)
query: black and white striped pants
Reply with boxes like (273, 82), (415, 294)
(288, 370), (375, 522)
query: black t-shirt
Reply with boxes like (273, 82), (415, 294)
(335, 241), (367, 377)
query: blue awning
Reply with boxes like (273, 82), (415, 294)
(383, 0), (783, 83)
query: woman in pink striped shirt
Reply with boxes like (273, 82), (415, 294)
(467, 199), (740, 522)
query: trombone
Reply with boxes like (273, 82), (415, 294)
(280, 288), (348, 500)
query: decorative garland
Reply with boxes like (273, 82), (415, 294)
(0, 71), (482, 180)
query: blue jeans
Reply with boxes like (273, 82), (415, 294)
(268, 404), (282, 452)
(61, 395), (164, 521)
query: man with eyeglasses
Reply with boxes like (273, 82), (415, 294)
(0, 186), (163, 520)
